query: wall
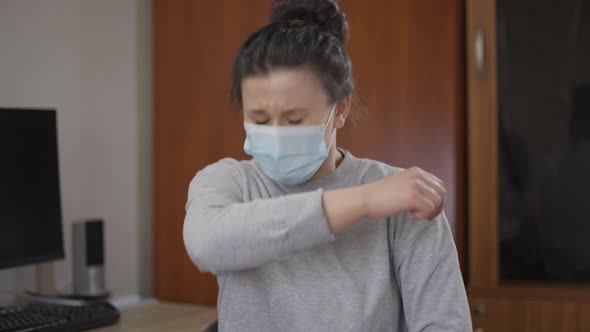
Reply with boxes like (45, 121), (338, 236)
(0, 0), (152, 299)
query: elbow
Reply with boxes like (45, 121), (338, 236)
(183, 215), (222, 274)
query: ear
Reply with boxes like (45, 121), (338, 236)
(334, 95), (352, 129)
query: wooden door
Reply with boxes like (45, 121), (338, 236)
(338, 0), (466, 271)
(154, 0), (465, 305)
(154, 0), (272, 305)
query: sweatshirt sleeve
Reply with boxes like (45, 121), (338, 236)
(391, 212), (472, 331)
(183, 159), (335, 274)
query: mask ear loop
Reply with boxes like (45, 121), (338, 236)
(324, 104), (338, 149)
(323, 104), (337, 130)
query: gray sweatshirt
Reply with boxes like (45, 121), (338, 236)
(184, 150), (471, 331)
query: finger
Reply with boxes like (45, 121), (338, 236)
(411, 205), (430, 221)
(420, 174), (446, 219)
(439, 188), (446, 214)
(422, 170), (444, 186)
(428, 173), (445, 188)
(431, 196), (444, 220)
(431, 176), (446, 220)
(428, 183), (445, 220)
(411, 186), (437, 221)
(412, 167), (442, 185)
(422, 172), (446, 198)
(416, 180), (442, 220)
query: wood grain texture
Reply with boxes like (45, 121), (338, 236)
(470, 296), (526, 332)
(470, 296), (582, 332)
(470, 283), (590, 302)
(95, 302), (217, 332)
(154, 0), (466, 305)
(154, 0), (272, 305)
(339, 0), (466, 274)
(466, 0), (499, 288)
(523, 301), (578, 332)
(578, 304), (590, 331)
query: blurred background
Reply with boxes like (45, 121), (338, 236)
(0, 0), (588, 331)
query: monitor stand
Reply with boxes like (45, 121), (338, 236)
(30, 263), (86, 306)
(35, 263), (56, 295)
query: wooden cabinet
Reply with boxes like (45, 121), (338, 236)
(470, 296), (523, 332)
(467, 0), (590, 329)
(579, 304), (590, 331)
(470, 296), (583, 332)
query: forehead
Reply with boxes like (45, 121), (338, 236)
(241, 67), (330, 110)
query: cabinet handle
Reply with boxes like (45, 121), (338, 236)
(473, 304), (486, 317)
(473, 304), (487, 317)
(475, 26), (486, 80)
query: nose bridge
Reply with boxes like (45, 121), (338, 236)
(270, 118), (281, 127)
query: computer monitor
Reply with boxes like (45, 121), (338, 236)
(0, 108), (64, 270)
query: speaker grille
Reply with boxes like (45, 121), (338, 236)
(85, 220), (103, 266)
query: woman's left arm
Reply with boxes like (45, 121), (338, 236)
(392, 212), (472, 332)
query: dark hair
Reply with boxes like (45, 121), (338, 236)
(231, 0), (354, 105)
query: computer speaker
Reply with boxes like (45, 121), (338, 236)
(72, 219), (108, 298)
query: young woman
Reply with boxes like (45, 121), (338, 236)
(184, 0), (471, 330)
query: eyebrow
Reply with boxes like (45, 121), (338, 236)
(246, 108), (309, 115)
(247, 109), (268, 116)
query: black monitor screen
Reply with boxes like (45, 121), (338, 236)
(0, 108), (64, 269)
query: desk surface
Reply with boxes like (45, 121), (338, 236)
(95, 302), (217, 332)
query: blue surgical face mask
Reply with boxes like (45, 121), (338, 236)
(243, 105), (337, 185)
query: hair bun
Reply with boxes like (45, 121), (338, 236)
(270, 0), (349, 44)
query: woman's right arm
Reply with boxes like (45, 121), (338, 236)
(184, 160), (444, 274)
(184, 160), (335, 274)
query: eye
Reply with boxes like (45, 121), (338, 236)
(255, 119), (270, 125)
(287, 119), (303, 125)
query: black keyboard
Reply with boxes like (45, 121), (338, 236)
(0, 301), (120, 332)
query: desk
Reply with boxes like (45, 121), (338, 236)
(95, 302), (217, 332)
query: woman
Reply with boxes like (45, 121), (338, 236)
(184, 0), (471, 330)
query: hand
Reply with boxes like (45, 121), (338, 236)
(322, 167), (446, 233)
(362, 167), (446, 221)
